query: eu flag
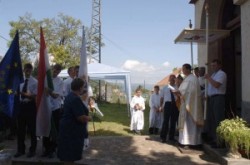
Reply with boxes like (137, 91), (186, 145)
(0, 31), (24, 117)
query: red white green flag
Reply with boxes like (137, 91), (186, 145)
(36, 27), (54, 137)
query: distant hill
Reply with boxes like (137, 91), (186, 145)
(131, 83), (154, 91)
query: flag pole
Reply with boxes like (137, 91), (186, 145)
(189, 19), (194, 69)
(204, 1), (209, 120)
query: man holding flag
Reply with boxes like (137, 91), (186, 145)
(15, 63), (37, 158)
(42, 63), (63, 158)
(0, 31), (38, 158)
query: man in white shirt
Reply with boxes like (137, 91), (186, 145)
(15, 63), (37, 158)
(205, 59), (227, 147)
(63, 66), (75, 97)
(42, 64), (64, 158)
(159, 74), (179, 143)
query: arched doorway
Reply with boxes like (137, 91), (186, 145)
(220, 0), (241, 117)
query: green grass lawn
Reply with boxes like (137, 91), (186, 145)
(88, 102), (150, 136)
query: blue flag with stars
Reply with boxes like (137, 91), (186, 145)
(0, 31), (24, 117)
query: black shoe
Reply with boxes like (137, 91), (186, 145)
(153, 128), (159, 135)
(27, 152), (35, 158)
(14, 152), (25, 158)
(169, 137), (177, 141)
(190, 144), (203, 150)
(210, 143), (219, 148)
(41, 152), (49, 157)
(7, 135), (15, 140)
(149, 127), (154, 134)
(161, 138), (166, 143)
(48, 152), (55, 158)
(168, 138), (177, 144)
(208, 141), (218, 148)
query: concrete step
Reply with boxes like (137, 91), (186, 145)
(203, 144), (250, 165)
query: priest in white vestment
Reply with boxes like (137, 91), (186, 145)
(176, 64), (204, 146)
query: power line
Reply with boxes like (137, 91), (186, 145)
(101, 34), (145, 62)
(101, 34), (131, 55)
(0, 35), (9, 41)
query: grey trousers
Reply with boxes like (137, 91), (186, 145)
(206, 95), (225, 142)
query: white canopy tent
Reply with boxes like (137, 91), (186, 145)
(59, 63), (132, 115)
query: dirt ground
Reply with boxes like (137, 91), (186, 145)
(1, 135), (221, 165)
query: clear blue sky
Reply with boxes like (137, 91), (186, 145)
(0, 0), (197, 85)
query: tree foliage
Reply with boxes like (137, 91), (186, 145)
(9, 13), (100, 68)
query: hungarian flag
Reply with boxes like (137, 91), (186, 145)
(36, 27), (54, 137)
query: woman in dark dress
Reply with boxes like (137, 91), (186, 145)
(57, 78), (91, 165)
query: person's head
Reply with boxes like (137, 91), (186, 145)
(169, 74), (176, 85)
(182, 63), (192, 76)
(67, 66), (75, 78)
(89, 97), (95, 105)
(23, 63), (33, 78)
(175, 74), (184, 87)
(194, 67), (199, 77)
(135, 88), (141, 97)
(153, 85), (160, 94)
(74, 65), (79, 78)
(71, 78), (86, 94)
(199, 67), (205, 77)
(210, 59), (222, 72)
(52, 64), (62, 78)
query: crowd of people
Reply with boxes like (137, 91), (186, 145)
(0, 59), (227, 164)
(130, 59), (227, 149)
(0, 63), (97, 165)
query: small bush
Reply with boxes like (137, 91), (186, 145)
(216, 117), (250, 158)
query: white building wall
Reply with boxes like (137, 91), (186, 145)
(239, 0), (250, 123)
(194, 1), (221, 67)
(194, 0), (207, 66)
(193, 0), (250, 123)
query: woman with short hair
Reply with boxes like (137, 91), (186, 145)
(57, 78), (91, 165)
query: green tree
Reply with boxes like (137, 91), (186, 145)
(8, 13), (102, 68)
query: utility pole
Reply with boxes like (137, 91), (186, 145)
(90, 0), (102, 101)
(89, 0), (102, 63)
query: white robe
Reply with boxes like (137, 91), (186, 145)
(130, 95), (145, 131)
(149, 93), (163, 129)
(178, 74), (204, 145)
